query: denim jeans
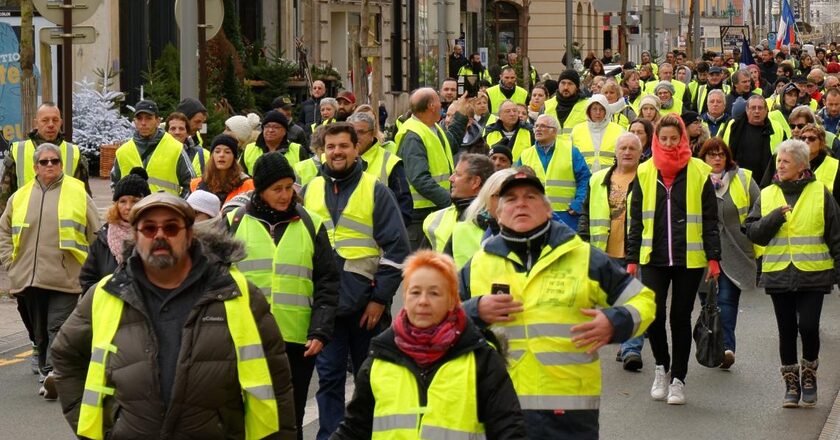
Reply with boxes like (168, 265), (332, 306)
(609, 257), (645, 359)
(315, 310), (387, 440)
(699, 273), (742, 352)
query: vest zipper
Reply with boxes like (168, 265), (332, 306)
(665, 183), (674, 266)
(28, 184), (47, 285)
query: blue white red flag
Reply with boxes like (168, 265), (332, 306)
(776, 0), (797, 49)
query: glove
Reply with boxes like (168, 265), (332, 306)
(707, 260), (721, 281)
(627, 263), (638, 277)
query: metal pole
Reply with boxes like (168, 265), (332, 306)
(180, 0), (198, 100)
(649, 0), (655, 58)
(391, 0), (403, 92)
(565, 0), (573, 67)
(693, 0), (701, 59)
(198, 0), (207, 104)
(62, 0), (73, 139)
(408, 0), (418, 90)
(437, 0), (447, 84)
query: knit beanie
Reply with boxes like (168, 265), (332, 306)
(732, 97), (748, 118)
(681, 111), (700, 126)
(488, 144), (513, 163)
(558, 70), (581, 89)
(175, 97), (207, 120)
(211, 134), (240, 157)
(262, 110), (290, 130)
(187, 190), (221, 219)
(654, 81), (676, 96)
(113, 167), (151, 201)
(253, 151), (296, 193)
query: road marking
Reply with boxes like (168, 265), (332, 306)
(0, 358), (24, 366)
(14, 349), (32, 358)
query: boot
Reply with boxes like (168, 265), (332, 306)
(801, 359), (819, 407)
(781, 364), (801, 408)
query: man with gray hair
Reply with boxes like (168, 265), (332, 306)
(0, 143), (99, 399)
(700, 89), (730, 137)
(726, 69), (757, 114)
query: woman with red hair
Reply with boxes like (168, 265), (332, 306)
(332, 250), (526, 440)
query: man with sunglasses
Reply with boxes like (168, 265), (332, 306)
(51, 191), (297, 439)
(0, 143), (99, 399)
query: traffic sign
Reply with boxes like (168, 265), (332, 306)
(720, 25), (750, 48)
(768, 32), (777, 49)
(39, 26), (96, 45)
(174, 0), (224, 40)
(32, 0), (102, 25)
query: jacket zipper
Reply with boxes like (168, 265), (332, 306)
(664, 181), (674, 266)
(28, 182), (49, 285)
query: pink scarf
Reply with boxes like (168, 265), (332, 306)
(106, 221), (133, 264)
(393, 307), (466, 368)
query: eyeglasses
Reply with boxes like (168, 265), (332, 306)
(790, 123), (808, 130)
(38, 158), (61, 166)
(705, 152), (727, 159)
(533, 124), (556, 130)
(263, 123), (284, 131)
(136, 223), (186, 239)
(799, 135), (819, 142)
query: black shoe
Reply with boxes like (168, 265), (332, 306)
(801, 359), (818, 407)
(781, 365), (801, 408)
(615, 348), (622, 362)
(623, 353), (643, 371)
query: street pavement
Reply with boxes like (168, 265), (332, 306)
(1, 178), (840, 438)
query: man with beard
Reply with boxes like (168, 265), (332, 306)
(457, 52), (492, 83)
(759, 48), (778, 84)
(51, 192), (297, 439)
(544, 69), (589, 143)
(688, 62), (710, 104)
(335, 91), (357, 122)
(486, 67), (528, 114)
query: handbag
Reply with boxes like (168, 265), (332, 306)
(693, 279), (725, 368)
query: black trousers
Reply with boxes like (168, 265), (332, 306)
(286, 341), (317, 440)
(641, 266), (704, 383)
(523, 409), (598, 440)
(15, 294), (35, 344)
(769, 291), (826, 365)
(19, 287), (78, 374)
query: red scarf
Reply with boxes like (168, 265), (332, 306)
(393, 306), (467, 368)
(652, 114), (693, 188)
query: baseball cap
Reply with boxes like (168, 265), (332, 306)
(709, 66), (724, 74)
(272, 96), (294, 109)
(129, 191), (196, 226)
(337, 91), (356, 104)
(134, 100), (159, 117)
(499, 170), (545, 197)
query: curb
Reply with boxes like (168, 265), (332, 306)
(820, 389), (840, 440)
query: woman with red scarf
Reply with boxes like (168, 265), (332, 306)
(626, 114), (722, 406)
(331, 250), (526, 440)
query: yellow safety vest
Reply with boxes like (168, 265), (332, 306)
(116, 133), (183, 195)
(370, 353), (485, 439)
(230, 208), (321, 344)
(570, 122), (625, 172)
(303, 172), (379, 260)
(468, 237), (654, 411)
(77, 270), (279, 440)
(362, 142), (401, 183)
(486, 85), (528, 114)
(456, 65), (492, 83)
(451, 221), (484, 269)
(637, 158), (711, 268)
(728, 168), (754, 225)
(13, 139), (80, 188)
(543, 98), (589, 142)
(586, 168), (612, 251)
(484, 125), (533, 162)
(658, 99), (683, 116)
(422, 205), (458, 252)
(767, 110), (792, 140)
(760, 181), (833, 273)
(815, 156), (840, 194)
(294, 156), (321, 186)
(519, 142), (577, 212)
(719, 118), (786, 155)
(243, 142), (303, 176)
(190, 147), (211, 178)
(310, 118), (335, 134)
(395, 118), (454, 209)
(11, 176), (88, 264)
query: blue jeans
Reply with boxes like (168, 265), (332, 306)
(709, 273), (741, 352)
(609, 257), (645, 359)
(315, 310), (387, 440)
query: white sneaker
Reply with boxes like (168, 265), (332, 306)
(651, 365), (669, 401)
(667, 379), (686, 405)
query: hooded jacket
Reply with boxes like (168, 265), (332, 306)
(50, 226), (297, 439)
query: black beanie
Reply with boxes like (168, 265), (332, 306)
(262, 110), (290, 130)
(488, 144), (513, 163)
(175, 97), (207, 120)
(211, 134), (240, 158)
(558, 70), (581, 89)
(113, 167), (151, 201)
(253, 152), (296, 193)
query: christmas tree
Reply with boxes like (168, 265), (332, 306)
(72, 79), (133, 157)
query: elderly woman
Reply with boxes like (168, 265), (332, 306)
(746, 139), (840, 408)
(655, 81), (682, 115)
(79, 168), (151, 293)
(331, 250), (526, 439)
(799, 123), (840, 206)
(315, 98), (338, 132)
(190, 134), (254, 204)
(629, 118), (654, 162)
(603, 79), (637, 129)
(638, 95), (662, 125)
(698, 138), (759, 369)
(627, 115), (721, 405)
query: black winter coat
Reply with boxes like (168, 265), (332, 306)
(330, 320), (527, 440)
(79, 224), (119, 294)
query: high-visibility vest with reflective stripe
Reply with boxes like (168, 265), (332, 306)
(486, 84), (528, 114)
(586, 168), (613, 251)
(468, 237), (654, 411)
(543, 98), (589, 142)
(77, 270), (279, 440)
(13, 139), (80, 188)
(484, 126), (533, 162)
(310, 118), (335, 134)
(457, 65), (492, 83)
(362, 142), (401, 183)
(116, 133), (183, 195)
(728, 168), (754, 225)
(719, 117), (786, 155)
(303, 172), (379, 259)
(760, 181), (833, 273)
(370, 352), (485, 440)
(422, 206), (458, 252)
(570, 121), (625, 172)
(695, 84), (730, 113)
(451, 221), (484, 269)
(11, 176), (88, 264)
(243, 142), (304, 175)
(637, 158), (711, 268)
(230, 209), (321, 344)
(191, 147), (210, 177)
(644, 79), (688, 104)
(767, 110), (792, 140)
(395, 118), (454, 209)
(294, 156), (321, 186)
(815, 156), (839, 194)
(519, 142), (576, 212)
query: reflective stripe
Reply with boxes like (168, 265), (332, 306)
(509, 349), (525, 359)
(422, 425), (487, 440)
(528, 323), (574, 338)
(579, 151), (615, 157)
(588, 219), (611, 228)
(685, 214), (703, 223)
(10, 226), (22, 235)
(260, 287), (272, 297)
(548, 196), (573, 204)
(146, 176), (180, 191)
(65, 145), (75, 175)
(590, 235), (608, 245)
(763, 252), (831, 263)
(275, 263), (312, 278)
(534, 351), (598, 365)
(82, 389), (101, 406)
(767, 236), (825, 246)
(336, 238), (378, 248)
(338, 217), (374, 236)
(379, 151), (393, 182)
(518, 395), (600, 411)
(15, 141), (25, 185)
(641, 238), (652, 247)
(372, 413), (418, 431)
(614, 278), (644, 306)
(431, 174), (449, 183)
(60, 241), (89, 253)
(425, 209), (449, 250)
(59, 219), (86, 234)
(323, 220), (334, 230)
(545, 180), (576, 188)
(273, 293), (312, 307)
(560, 128), (573, 134)
(737, 206), (748, 216)
(90, 347), (107, 364)
(686, 243), (705, 251)
(625, 304), (642, 336)
(641, 210), (655, 220)
(237, 259), (273, 272)
(245, 385), (275, 400)
(238, 344), (265, 361)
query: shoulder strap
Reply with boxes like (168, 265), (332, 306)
(295, 204), (318, 242)
(228, 206), (248, 236)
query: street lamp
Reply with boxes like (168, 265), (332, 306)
(726, 1), (737, 26)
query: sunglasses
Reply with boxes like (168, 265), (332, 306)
(790, 123), (808, 130)
(799, 136), (819, 142)
(38, 158), (61, 166)
(136, 223), (186, 239)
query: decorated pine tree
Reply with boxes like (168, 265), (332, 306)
(72, 79), (133, 158)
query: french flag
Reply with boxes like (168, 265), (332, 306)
(776, 0), (797, 49)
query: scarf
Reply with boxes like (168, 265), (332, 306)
(651, 118), (693, 188)
(555, 92), (581, 124)
(393, 306), (467, 368)
(710, 169), (733, 198)
(107, 221), (133, 264)
(250, 192), (299, 224)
